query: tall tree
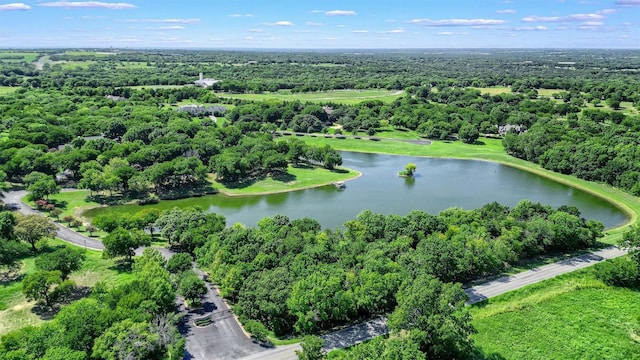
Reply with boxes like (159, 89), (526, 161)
(103, 228), (151, 262)
(388, 274), (476, 359)
(14, 214), (57, 252)
(36, 247), (86, 280)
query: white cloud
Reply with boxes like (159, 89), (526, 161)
(310, 10), (324, 14)
(39, 1), (136, 9)
(306, 21), (322, 27)
(325, 10), (356, 16)
(324, 37), (340, 40)
(522, 13), (603, 22)
(597, 9), (616, 14)
(0, 3), (31, 11)
(127, 18), (201, 24)
(248, 29), (263, 33)
(263, 21), (294, 26)
(437, 31), (468, 35)
(615, 0), (640, 6)
(581, 21), (604, 26)
(514, 25), (548, 31)
(157, 26), (184, 30)
(229, 14), (253, 17)
(352, 30), (369, 33)
(380, 28), (405, 34)
(497, 9), (516, 14)
(385, 19), (395, 23)
(409, 18), (506, 26)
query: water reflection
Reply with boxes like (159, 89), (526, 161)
(87, 152), (628, 229)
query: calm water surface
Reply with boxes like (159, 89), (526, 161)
(89, 152), (628, 229)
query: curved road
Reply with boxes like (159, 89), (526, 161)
(2, 190), (630, 359)
(1, 190), (265, 360)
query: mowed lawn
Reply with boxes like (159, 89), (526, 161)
(471, 267), (640, 359)
(210, 164), (360, 195)
(217, 89), (404, 105)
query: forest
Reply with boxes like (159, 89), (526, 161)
(1, 48), (639, 359)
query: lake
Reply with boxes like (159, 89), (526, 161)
(86, 152), (628, 229)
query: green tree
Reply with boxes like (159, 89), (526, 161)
(0, 210), (17, 239)
(388, 274), (476, 359)
(403, 163), (416, 177)
(296, 335), (325, 360)
(22, 270), (63, 307)
(36, 247), (86, 280)
(245, 320), (270, 344)
(620, 225), (640, 267)
(49, 208), (63, 220)
(41, 347), (87, 360)
(0, 240), (29, 271)
(178, 271), (207, 305)
(25, 171), (60, 200)
(103, 227), (151, 262)
(14, 214), (57, 252)
(166, 253), (193, 274)
(458, 122), (479, 144)
(92, 319), (160, 360)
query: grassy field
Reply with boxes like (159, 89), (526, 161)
(471, 87), (563, 97)
(210, 165), (360, 196)
(0, 52), (39, 63)
(294, 135), (640, 244)
(0, 239), (134, 335)
(471, 267), (640, 359)
(0, 86), (18, 95)
(217, 89), (404, 105)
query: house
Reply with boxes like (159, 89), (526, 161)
(497, 124), (525, 136)
(177, 105), (227, 116)
(194, 73), (220, 88)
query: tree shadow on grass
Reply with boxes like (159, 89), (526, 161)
(0, 271), (26, 286)
(108, 259), (133, 273)
(31, 285), (92, 320)
(331, 168), (349, 174)
(271, 172), (297, 183)
(48, 199), (68, 210)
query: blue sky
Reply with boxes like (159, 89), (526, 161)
(0, 0), (638, 49)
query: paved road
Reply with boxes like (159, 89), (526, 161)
(4, 190), (630, 359)
(2, 190), (265, 360)
(2, 190), (104, 250)
(241, 245), (628, 360)
(464, 245), (628, 304)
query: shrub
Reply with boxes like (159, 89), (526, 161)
(595, 257), (640, 288)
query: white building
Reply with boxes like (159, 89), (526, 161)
(194, 73), (219, 88)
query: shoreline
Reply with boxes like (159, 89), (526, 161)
(214, 169), (363, 197)
(318, 139), (638, 237)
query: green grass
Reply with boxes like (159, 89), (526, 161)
(210, 165), (360, 196)
(294, 135), (640, 244)
(217, 89), (404, 105)
(471, 267), (640, 359)
(0, 86), (18, 95)
(0, 52), (39, 63)
(25, 190), (100, 219)
(0, 238), (134, 335)
(471, 87), (563, 97)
